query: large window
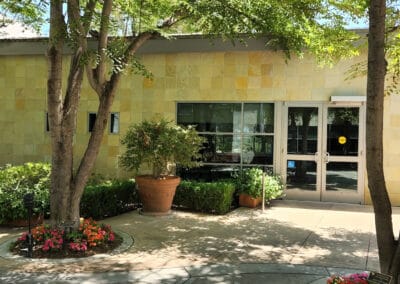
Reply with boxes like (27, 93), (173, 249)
(177, 102), (275, 180)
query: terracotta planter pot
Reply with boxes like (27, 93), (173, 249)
(239, 193), (262, 208)
(136, 175), (181, 216)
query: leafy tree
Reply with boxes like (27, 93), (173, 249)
(30, 0), (357, 230)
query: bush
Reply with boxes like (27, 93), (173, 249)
(234, 168), (284, 202)
(234, 168), (263, 198)
(174, 180), (235, 214)
(0, 163), (139, 223)
(263, 174), (285, 201)
(80, 179), (138, 219)
(0, 163), (50, 224)
(120, 118), (204, 178)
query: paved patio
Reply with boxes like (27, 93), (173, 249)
(0, 200), (399, 283)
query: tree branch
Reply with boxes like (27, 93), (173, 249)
(86, 66), (102, 96)
(68, 0), (100, 96)
(82, 0), (96, 34)
(67, 0), (87, 47)
(107, 31), (156, 91)
(387, 25), (400, 34)
(96, 0), (113, 88)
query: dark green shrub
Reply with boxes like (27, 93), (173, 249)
(80, 179), (138, 219)
(120, 119), (204, 178)
(174, 181), (235, 214)
(0, 163), (50, 224)
(0, 162), (139, 223)
(263, 174), (285, 201)
(234, 168), (284, 202)
(234, 168), (263, 198)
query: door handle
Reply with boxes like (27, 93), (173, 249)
(325, 152), (330, 164)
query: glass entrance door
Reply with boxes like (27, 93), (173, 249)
(283, 103), (364, 204)
(321, 106), (364, 203)
(284, 105), (322, 201)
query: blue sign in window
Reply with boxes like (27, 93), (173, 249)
(287, 160), (295, 169)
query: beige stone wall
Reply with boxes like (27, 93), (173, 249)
(138, 51), (365, 109)
(6, 48), (400, 205)
(381, 95), (400, 205)
(0, 55), (50, 165)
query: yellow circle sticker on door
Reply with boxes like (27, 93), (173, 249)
(338, 136), (347, 144)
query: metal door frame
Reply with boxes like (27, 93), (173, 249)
(281, 101), (365, 204)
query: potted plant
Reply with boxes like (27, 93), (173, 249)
(120, 118), (204, 215)
(235, 168), (284, 208)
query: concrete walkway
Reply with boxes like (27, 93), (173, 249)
(0, 200), (399, 283)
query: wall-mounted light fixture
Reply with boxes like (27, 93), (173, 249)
(330, 96), (366, 103)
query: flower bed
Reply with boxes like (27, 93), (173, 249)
(12, 218), (121, 258)
(327, 272), (369, 284)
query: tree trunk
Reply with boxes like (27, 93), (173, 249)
(49, 49), (85, 228)
(47, 0), (85, 229)
(47, 0), (74, 226)
(367, 1), (400, 282)
(46, 0), (156, 230)
(71, 83), (120, 217)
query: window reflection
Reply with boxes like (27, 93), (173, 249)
(177, 103), (275, 180)
(287, 107), (318, 154)
(177, 103), (241, 132)
(326, 162), (357, 191)
(88, 113), (96, 132)
(327, 108), (359, 156)
(243, 103), (274, 133)
(242, 135), (273, 164)
(110, 112), (119, 134)
(286, 160), (317, 191)
(178, 165), (240, 182)
(201, 134), (241, 164)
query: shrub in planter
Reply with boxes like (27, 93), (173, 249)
(80, 179), (138, 220)
(174, 180), (235, 214)
(234, 168), (284, 207)
(0, 163), (50, 225)
(120, 118), (204, 215)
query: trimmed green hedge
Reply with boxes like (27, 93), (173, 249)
(0, 163), (139, 224)
(0, 163), (50, 224)
(80, 179), (138, 219)
(174, 180), (235, 214)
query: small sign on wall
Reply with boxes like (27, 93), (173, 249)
(338, 136), (347, 145)
(287, 160), (295, 169)
(368, 271), (392, 284)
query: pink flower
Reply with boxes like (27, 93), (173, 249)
(18, 232), (28, 241)
(327, 272), (369, 284)
(69, 240), (88, 252)
(108, 232), (115, 242)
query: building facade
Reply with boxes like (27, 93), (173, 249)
(1, 36), (400, 205)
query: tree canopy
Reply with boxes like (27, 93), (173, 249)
(0, 0), (47, 31)
(1, 0), (362, 64)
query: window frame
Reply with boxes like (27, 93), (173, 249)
(176, 102), (276, 171)
(88, 112), (97, 133)
(109, 112), (120, 134)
